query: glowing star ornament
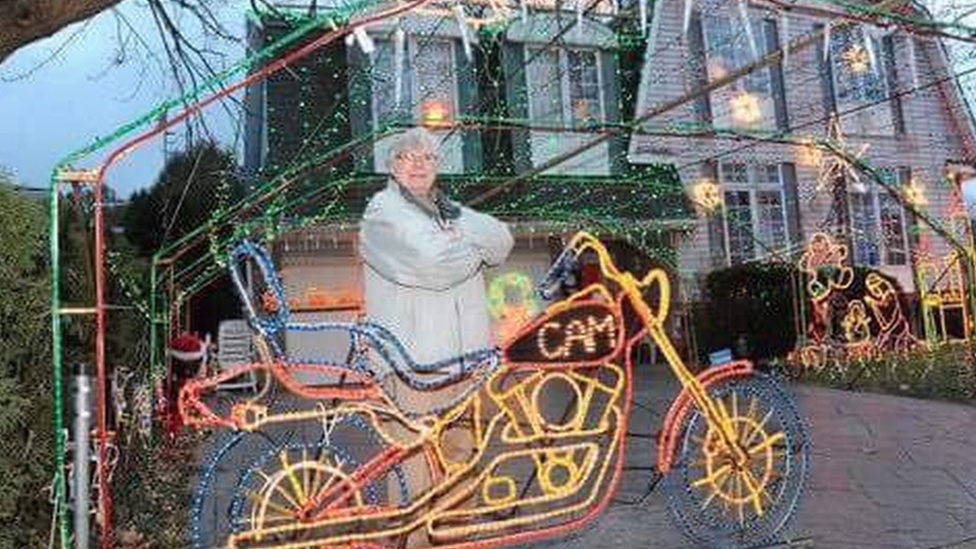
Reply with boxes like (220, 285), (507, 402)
(904, 178), (928, 206)
(729, 92), (762, 126)
(815, 114), (870, 194)
(842, 44), (871, 74)
(691, 178), (723, 213)
(420, 99), (453, 128)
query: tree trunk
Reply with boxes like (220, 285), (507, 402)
(0, 0), (125, 64)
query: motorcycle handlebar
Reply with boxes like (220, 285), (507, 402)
(537, 244), (579, 300)
(538, 232), (671, 326)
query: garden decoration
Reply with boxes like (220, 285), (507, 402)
(916, 250), (971, 344)
(792, 232), (916, 374)
(487, 271), (540, 342)
(181, 231), (810, 549)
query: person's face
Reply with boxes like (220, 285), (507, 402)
(391, 146), (438, 195)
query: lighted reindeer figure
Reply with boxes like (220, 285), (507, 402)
(181, 232), (810, 549)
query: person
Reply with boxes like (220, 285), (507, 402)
(360, 127), (513, 368)
(358, 128), (513, 534)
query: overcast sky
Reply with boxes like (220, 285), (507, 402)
(0, 0), (248, 198)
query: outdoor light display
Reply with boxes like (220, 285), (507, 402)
(691, 178), (723, 213)
(176, 233), (808, 549)
(487, 271), (540, 341)
(38, 0), (976, 547)
(793, 232), (916, 373)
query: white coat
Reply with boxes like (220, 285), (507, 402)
(360, 182), (514, 366)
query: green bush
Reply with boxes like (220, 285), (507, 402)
(779, 342), (976, 402)
(0, 176), (54, 549)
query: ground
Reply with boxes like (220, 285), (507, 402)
(563, 373), (976, 549)
(191, 365), (976, 549)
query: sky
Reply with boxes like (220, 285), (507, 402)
(0, 0), (249, 198)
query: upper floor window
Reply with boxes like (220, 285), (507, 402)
(526, 47), (605, 129)
(523, 45), (609, 175)
(848, 168), (908, 266)
(830, 25), (894, 136)
(720, 163), (789, 265)
(373, 37), (457, 127)
(702, 10), (776, 131)
(370, 35), (463, 173)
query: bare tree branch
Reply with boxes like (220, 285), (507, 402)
(0, 16), (93, 81)
(0, 0), (126, 64)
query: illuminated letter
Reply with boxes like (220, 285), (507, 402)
(587, 314), (617, 349)
(538, 322), (567, 359)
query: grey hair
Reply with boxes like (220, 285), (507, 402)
(386, 127), (439, 171)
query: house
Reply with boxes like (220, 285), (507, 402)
(627, 0), (976, 344)
(240, 1), (695, 359)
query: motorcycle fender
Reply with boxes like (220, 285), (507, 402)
(656, 360), (755, 473)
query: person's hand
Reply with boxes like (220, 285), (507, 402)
(443, 221), (463, 241)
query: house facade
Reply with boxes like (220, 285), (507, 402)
(628, 0), (976, 306)
(241, 3), (693, 358)
(240, 0), (976, 360)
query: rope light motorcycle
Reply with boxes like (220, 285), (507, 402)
(180, 231), (809, 549)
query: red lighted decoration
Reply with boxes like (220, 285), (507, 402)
(419, 98), (453, 128)
(183, 232), (809, 549)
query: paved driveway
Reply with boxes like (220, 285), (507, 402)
(545, 372), (976, 549)
(191, 368), (976, 549)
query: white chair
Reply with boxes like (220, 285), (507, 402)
(216, 319), (259, 392)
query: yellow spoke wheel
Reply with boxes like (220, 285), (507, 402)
(664, 373), (809, 549)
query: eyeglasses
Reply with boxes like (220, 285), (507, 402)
(395, 151), (438, 165)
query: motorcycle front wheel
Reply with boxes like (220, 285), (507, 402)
(663, 372), (810, 549)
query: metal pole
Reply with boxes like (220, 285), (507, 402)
(49, 173), (70, 549)
(92, 169), (112, 549)
(73, 366), (92, 549)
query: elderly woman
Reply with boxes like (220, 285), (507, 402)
(360, 128), (514, 366)
(360, 129), (512, 543)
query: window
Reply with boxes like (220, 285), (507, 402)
(526, 47), (605, 129)
(848, 168), (908, 266)
(719, 163), (790, 265)
(725, 190), (755, 265)
(373, 37), (457, 126)
(567, 50), (602, 127)
(829, 25), (894, 136)
(702, 10), (776, 130)
(370, 36), (462, 172)
(524, 46), (609, 175)
(528, 49), (564, 126)
(849, 191), (880, 266)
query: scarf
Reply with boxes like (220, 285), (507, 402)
(394, 180), (462, 228)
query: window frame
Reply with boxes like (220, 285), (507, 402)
(524, 45), (606, 129)
(368, 33), (464, 173)
(847, 169), (909, 267)
(370, 34), (461, 129)
(718, 162), (790, 266)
